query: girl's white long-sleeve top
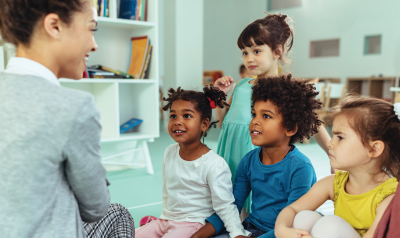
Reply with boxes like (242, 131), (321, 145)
(159, 144), (251, 238)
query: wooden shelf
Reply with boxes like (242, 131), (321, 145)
(97, 17), (155, 29)
(60, 78), (157, 83)
(347, 77), (395, 102)
(102, 133), (158, 142)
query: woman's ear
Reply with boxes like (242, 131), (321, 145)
(274, 44), (283, 59)
(368, 140), (385, 158)
(42, 13), (63, 40)
(285, 124), (298, 137)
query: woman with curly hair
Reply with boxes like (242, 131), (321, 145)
(192, 74), (321, 238)
(135, 85), (250, 238)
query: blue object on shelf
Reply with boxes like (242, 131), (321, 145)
(120, 118), (143, 134)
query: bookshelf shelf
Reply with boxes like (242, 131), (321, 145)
(347, 77), (395, 102)
(102, 133), (159, 142)
(60, 79), (158, 83)
(97, 17), (155, 29)
(60, 0), (159, 174)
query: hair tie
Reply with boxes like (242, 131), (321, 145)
(394, 103), (400, 121)
(208, 97), (217, 109)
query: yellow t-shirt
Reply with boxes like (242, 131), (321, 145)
(334, 171), (398, 237)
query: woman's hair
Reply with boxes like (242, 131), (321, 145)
(0, 0), (85, 46)
(163, 84), (229, 138)
(237, 13), (294, 65)
(251, 74), (322, 145)
(328, 95), (400, 181)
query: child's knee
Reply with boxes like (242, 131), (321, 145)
(311, 215), (360, 238)
(293, 210), (322, 231)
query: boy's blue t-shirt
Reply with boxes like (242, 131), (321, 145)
(206, 146), (317, 238)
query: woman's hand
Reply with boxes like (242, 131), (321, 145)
(214, 76), (234, 95)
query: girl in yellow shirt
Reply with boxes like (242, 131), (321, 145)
(274, 95), (400, 238)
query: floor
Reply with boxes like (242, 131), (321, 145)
(106, 123), (334, 228)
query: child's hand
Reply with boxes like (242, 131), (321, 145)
(277, 227), (311, 238)
(214, 76), (234, 95)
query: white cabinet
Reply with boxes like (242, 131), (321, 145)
(60, 0), (159, 174)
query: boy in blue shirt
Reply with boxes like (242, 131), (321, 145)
(191, 74), (323, 238)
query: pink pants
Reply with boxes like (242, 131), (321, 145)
(135, 219), (204, 238)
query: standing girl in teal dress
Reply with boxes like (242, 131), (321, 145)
(214, 13), (332, 214)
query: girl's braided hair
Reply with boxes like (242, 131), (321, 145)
(163, 84), (229, 138)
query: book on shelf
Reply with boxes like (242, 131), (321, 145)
(118, 0), (148, 21)
(128, 36), (153, 79)
(120, 118), (143, 134)
(140, 45), (152, 79)
(88, 65), (135, 79)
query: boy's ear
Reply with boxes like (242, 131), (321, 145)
(274, 44), (283, 59)
(202, 118), (210, 133)
(368, 140), (385, 158)
(285, 124), (298, 137)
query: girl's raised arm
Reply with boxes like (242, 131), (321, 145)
(275, 175), (335, 238)
(215, 76), (237, 129)
(363, 194), (395, 238)
(312, 125), (331, 155)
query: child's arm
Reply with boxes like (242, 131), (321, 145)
(312, 125), (336, 174)
(192, 157), (252, 238)
(215, 76), (238, 129)
(207, 160), (251, 237)
(275, 175), (335, 238)
(362, 194), (395, 238)
(312, 124), (331, 155)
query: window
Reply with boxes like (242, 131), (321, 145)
(268, 0), (301, 11)
(364, 35), (381, 54)
(310, 39), (340, 58)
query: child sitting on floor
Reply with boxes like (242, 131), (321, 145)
(192, 74), (323, 238)
(275, 96), (400, 238)
(135, 85), (251, 238)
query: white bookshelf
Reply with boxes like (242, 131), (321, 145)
(60, 0), (159, 174)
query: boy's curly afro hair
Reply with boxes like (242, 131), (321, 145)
(163, 84), (229, 138)
(251, 74), (322, 145)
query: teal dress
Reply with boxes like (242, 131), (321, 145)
(217, 78), (255, 212)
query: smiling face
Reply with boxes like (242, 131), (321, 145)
(241, 41), (279, 78)
(168, 100), (209, 145)
(250, 100), (292, 147)
(328, 115), (371, 170)
(58, 0), (98, 79)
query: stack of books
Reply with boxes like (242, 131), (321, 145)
(94, 0), (148, 21)
(128, 36), (153, 79)
(119, 0), (148, 21)
(87, 65), (135, 79)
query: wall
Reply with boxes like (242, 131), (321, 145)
(203, 0), (400, 83)
(203, 0), (267, 81)
(162, 0), (204, 91)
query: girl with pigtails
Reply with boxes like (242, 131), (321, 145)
(135, 85), (251, 238)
